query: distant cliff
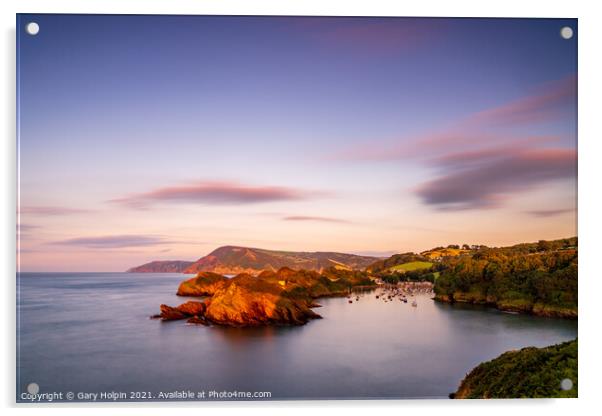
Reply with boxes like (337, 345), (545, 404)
(182, 245), (380, 275)
(453, 339), (577, 398)
(127, 260), (194, 273)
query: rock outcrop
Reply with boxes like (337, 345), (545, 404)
(203, 273), (321, 326)
(158, 301), (209, 323)
(176, 301), (207, 316)
(159, 304), (190, 321)
(177, 272), (229, 296)
(157, 267), (376, 327)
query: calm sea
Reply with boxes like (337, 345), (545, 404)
(17, 272), (577, 402)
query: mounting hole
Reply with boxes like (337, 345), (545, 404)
(560, 26), (573, 40)
(560, 378), (573, 391)
(27, 382), (40, 394)
(26, 22), (40, 36)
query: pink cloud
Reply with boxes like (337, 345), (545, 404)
(111, 181), (321, 209)
(283, 215), (351, 224)
(286, 17), (444, 55)
(19, 206), (90, 215)
(324, 74), (577, 211)
(469, 74), (576, 126)
(333, 133), (559, 163)
(329, 74), (576, 162)
(51, 235), (169, 249)
(525, 208), (574, 218)
(428, 137), (561, 169)
(17, 224), (40, 232)
(17, 224), (40, 239)
(317, 20), (438, 52)
(415, 148), (576, 210)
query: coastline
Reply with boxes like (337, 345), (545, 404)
(433, 294), (577, 319)
(18, 271), (577, 401)
(157, 269), (439, 327)
(157, 268), (384, 327)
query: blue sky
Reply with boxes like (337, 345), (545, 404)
(17, 15), (577, 271)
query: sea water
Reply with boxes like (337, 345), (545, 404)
(16, 272), (577, 401)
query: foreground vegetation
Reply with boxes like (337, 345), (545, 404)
(453, 339), (577, 398)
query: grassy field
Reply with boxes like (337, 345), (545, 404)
(422, 248), (469, 259)
(389, 261), (433, 272)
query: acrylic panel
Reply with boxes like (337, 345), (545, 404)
(16, 14), (578, 402)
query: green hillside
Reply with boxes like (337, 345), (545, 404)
(453, 339), (577, 399)
(433, 237), (577, 318)
(389, 261), (433, 272)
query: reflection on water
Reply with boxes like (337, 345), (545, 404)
(17, 273), (577, 401)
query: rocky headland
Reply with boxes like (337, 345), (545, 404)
(433, 292), (577, 319)
(127, 260), (194, 273)
(156, 267), (376, 327)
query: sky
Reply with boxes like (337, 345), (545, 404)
(17, 15), (577, 272)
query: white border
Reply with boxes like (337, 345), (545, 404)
(2, 1), (601, 415)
